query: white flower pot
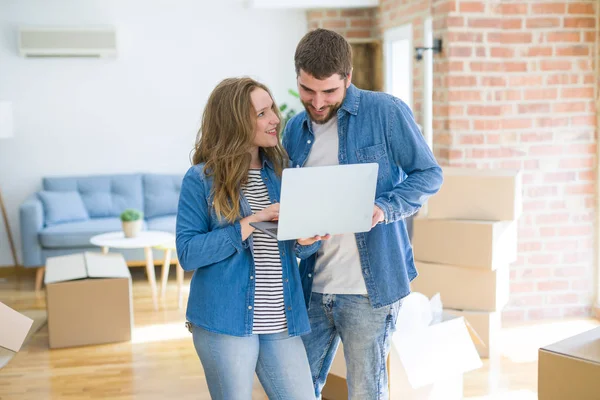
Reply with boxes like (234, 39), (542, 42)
(122, 220), (142, 238)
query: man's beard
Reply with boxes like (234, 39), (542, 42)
(303, 102), (341, 124)
(302, 86), (347, 125)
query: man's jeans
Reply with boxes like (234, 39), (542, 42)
(191, 324), (314, 400)
(302, 293), (401, 400)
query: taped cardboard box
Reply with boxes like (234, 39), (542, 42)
(412, 218), (517, 270)
(45, 252), (133, 349)
(538, 327), (600, 400)
(427, 167), (522, 221)
(322, 293), (482, 400)
(446, 309), (501, 358)
(0, 302), (34, 353)
(411, 261), (509, 312)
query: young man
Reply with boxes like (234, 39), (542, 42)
(283, 29), (444, 399)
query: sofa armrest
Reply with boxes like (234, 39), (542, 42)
(19, 194), (44, 267)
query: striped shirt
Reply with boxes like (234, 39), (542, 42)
(242, 169), (288, 334)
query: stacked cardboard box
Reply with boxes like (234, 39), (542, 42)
(410, 167), (522, 358)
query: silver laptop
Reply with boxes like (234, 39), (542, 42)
(250, 163), (379, 241)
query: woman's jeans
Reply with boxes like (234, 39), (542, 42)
(191, 324), (315, 400)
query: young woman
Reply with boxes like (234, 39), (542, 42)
(176, 77), (315, 399)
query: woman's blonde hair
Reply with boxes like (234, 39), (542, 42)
(192, 77), (288, 222)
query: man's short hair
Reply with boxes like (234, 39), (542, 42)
(295, 28), (353, 80)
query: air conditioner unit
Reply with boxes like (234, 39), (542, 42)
(18, 26), (117, 58)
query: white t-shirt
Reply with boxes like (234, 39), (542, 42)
(305, 118), (367, 295)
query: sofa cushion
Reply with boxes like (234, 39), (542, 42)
(143, 174), (182, 219)
(43, 174), (143, 218)
(146, 215), (176, 233)
(37, 191), (90, 226)
(39, 217), (147, 248)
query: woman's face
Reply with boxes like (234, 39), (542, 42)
(250, 88), (280, 149)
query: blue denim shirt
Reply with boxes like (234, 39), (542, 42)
(176, 158), (311, 337)
(283, 84), (443, 309)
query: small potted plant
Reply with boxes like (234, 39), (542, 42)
(120, 208), (143, 238)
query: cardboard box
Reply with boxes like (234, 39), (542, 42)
(411, 262), (509, 312)
(0, 302), (34, 352)
(428, 167), (522, 221)
(322, 294), (482, 400)
(45, 252), (133, 349)
(538, 327), (600, 400)
(446, 309), (501, 358)
(323, 341), (466, 400)
(412, 218), (517, 270)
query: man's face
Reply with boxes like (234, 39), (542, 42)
(297, 70), (351, 124)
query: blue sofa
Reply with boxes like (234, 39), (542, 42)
(19, 173), (183, 268)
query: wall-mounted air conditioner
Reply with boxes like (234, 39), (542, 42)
(18, 26), (117, 58)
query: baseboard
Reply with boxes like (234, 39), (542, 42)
(0, 260), (176, 280)
(1, 260), (171, 269)
(322, 374), (348, 400)
(127, 261), (160, 267)
(0, 266), (18, 278)
(0, 266), (36, 279)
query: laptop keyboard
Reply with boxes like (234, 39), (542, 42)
(266, 228), (278, 234)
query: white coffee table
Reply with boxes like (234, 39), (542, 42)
(90, 231), (175, 310)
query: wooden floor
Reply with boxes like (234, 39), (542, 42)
(0, 269), (598, 400)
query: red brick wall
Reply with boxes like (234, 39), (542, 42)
(307, 8), (377, 40)
(442, 0), (598, 321)
(307, 0), (599, 321)
(597, 7), (600, 318)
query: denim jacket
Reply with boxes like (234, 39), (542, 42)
(282, 84), (443, 308)
(176, 158), (311, 337)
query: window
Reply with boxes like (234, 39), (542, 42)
(384, 24), (413, 109)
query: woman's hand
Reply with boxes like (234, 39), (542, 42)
(253, 203), (280, 222)
(297, 234), (331, 246)
(240, 203), (280, 240)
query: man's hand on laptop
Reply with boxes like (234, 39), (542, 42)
(297, 234), (331, 246)
(371, 205), (384, 228)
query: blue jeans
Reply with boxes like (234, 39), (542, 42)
(302, 293), (401, 400)
(191, 324), (315, 400)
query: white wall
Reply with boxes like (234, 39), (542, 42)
(0, 0), (307, 266)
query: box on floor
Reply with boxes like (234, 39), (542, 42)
(45, 252), (133, 349)
(446, 309), (501, 358)
(538, 326), (600, 400)
(427, 167), (522, 221)
(412, 218), (517, 270)
(411, 261), (509, 312)
(322, 293), (482, 400)
(0, 302), (33, 353)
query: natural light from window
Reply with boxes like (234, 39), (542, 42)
(132, 322), (190, 344)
